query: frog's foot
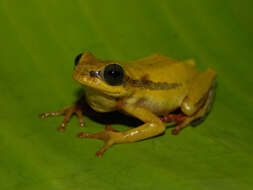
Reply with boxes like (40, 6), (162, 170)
(161, 113), (186, 123)
(171, 121), (188, 135)
(77, 125), (120, 157)
(160, 113), (188, 135)
(171, 114), (205, 135)
(40, 104), (84, 131)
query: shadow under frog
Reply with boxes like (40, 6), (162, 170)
(74, 88), (142, 127)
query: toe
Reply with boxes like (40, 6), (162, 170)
(57, 126), (66, 132)
(96, 149), (105, 157)
(172, 129), (180, 135)
(77, 132), (92, 138)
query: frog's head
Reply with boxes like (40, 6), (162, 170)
(73, 52), (132, 97)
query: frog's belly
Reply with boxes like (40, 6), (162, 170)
(141, 98), (181, 115)
(128, 91), (186, 115)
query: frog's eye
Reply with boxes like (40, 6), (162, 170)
(101, 64), (125, 86)
(74, 53), (83, 66)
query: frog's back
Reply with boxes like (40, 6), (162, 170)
(124, 54), (198, 83)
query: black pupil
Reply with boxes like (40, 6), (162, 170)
(74, 53), (82, 66)
(109, 70), (120, 78)
(103, 64), (124, 86)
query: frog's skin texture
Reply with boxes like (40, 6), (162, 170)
(40, 53), (216, 157)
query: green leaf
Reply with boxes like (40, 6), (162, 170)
(0, 0), (252, 189)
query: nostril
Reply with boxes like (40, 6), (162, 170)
(74, 53), (83, 66)
(89, 71), (102, 78)
(89, 71), (96, 77)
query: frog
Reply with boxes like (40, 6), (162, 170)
(40, 52), (216, 157)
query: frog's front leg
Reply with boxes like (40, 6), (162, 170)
(40, 100), (85, 131)
(77, 106), (166, 157)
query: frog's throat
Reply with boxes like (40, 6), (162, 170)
(126, 77), (182, 90)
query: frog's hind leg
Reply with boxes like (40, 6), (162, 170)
(172, 69), (216, 135)
(190, 80), (216, 127)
